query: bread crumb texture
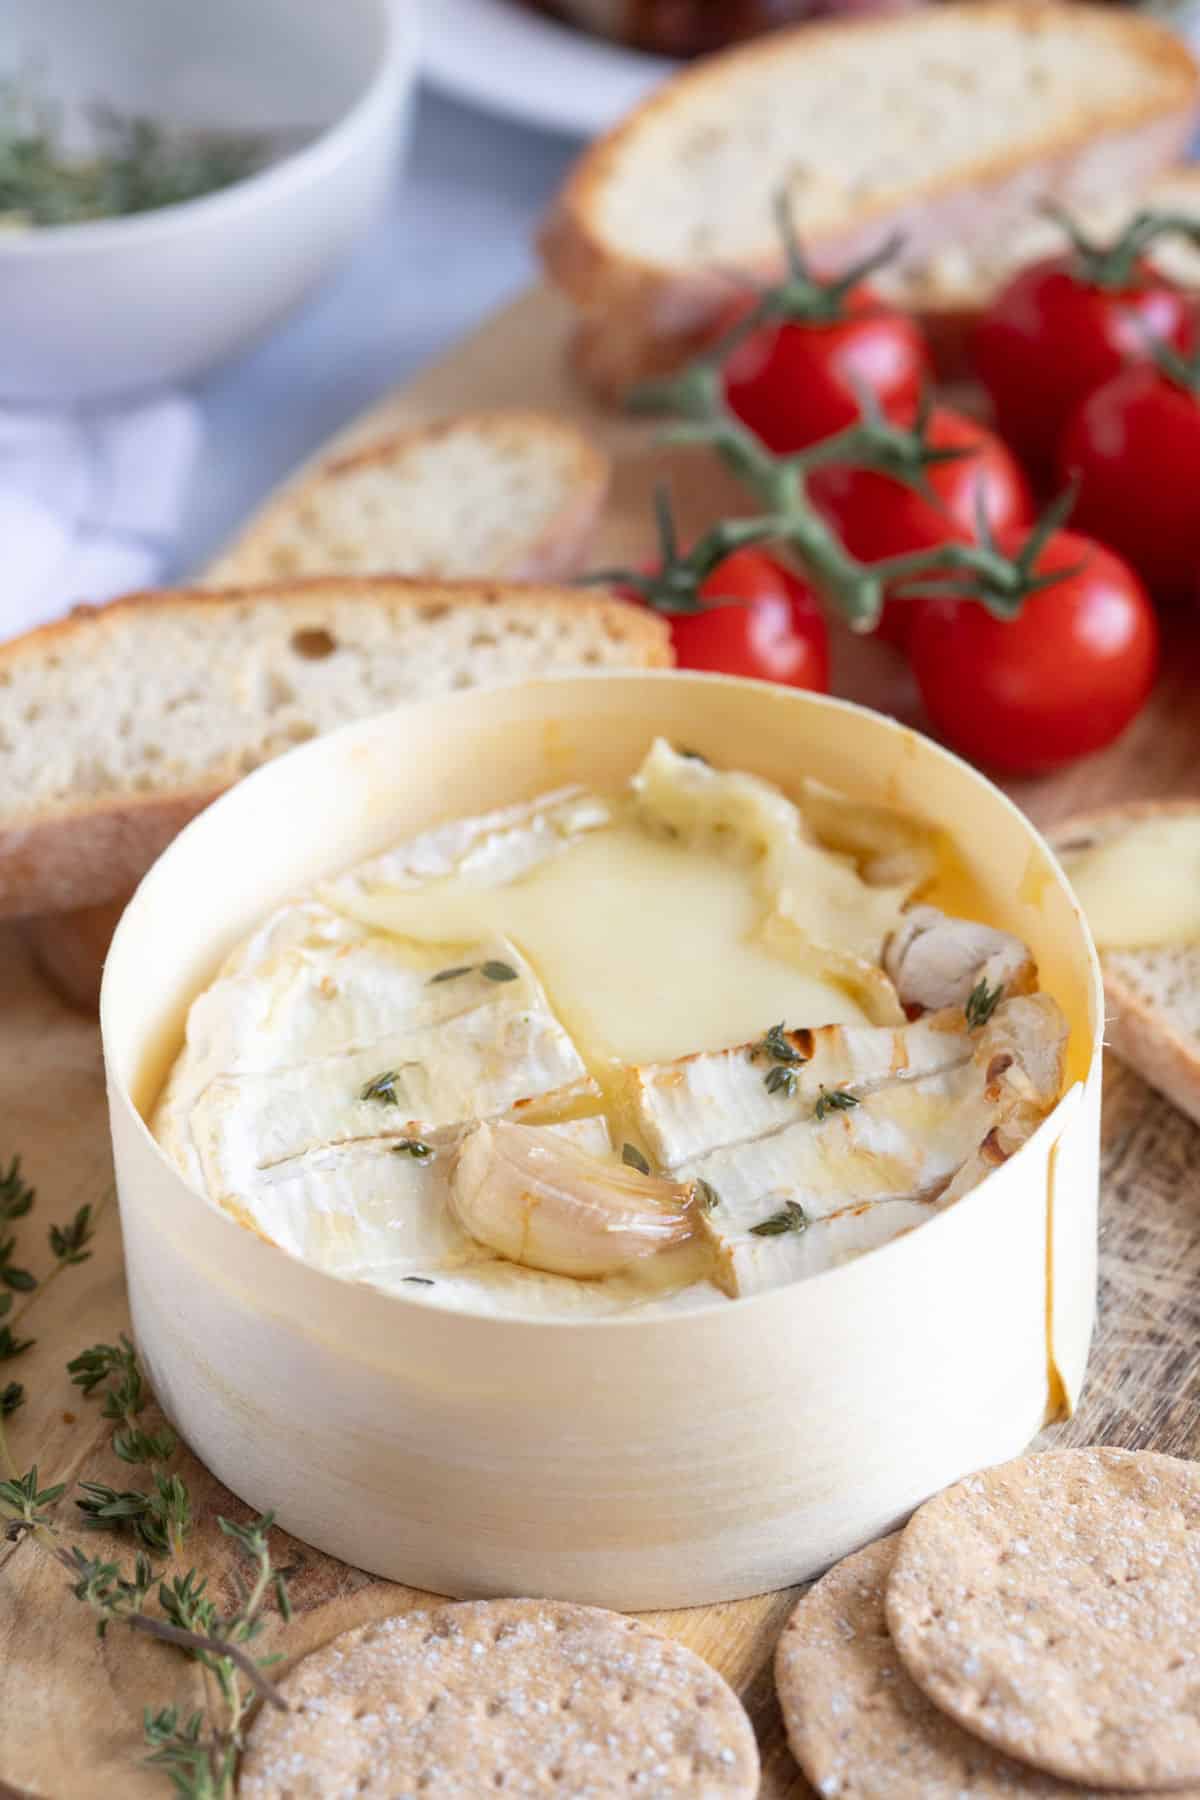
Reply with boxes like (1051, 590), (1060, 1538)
(209, 412), (608, 586)
(0, 582), (667, 825)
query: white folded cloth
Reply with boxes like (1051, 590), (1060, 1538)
(0, 393), (202, 641)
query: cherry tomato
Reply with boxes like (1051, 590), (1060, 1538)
(720, 285), (928, 454)
(972, 255), (1194, 477)
(641, 549), (830, 690)
(907, 528), (1158, 775)
(1057, 364), (1200, 601)
(810, 406), (1032, 646)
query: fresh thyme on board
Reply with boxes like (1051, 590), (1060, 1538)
(0, 1155), (293, 1798)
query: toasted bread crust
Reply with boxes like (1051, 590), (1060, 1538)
(22, 896), (131, 1013)
(208, 411), (612, 587)
(545, 3), (1199, 399)
(1051, 800), (1200, 1130)
(543, 3), (1199, 310)
(0, 577), (672, 920)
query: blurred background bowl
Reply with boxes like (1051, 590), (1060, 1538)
(0, 0), (415, 404)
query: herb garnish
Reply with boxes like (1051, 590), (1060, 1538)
(392, 1138), (435, 1162)
(694, 1179), (720, 1214)
(622, 1143), (651, 1175)
(815, 1087), (859, 1122)
(69, 1337), (189, 1556)
(402, 1275), (435, 1286)
(965, 979), (1004, 1031)
(0, 1163), (292, 1796)
(360, 1070), (400, 1106)
(0, 78), (284, 229)
(754, 1021), (813, 1100)
(753, 1022), (804, 1066)
(750, 1200), (809, 1237)
(0, 1158), (97, 1379)
(428, 959), (519, 986)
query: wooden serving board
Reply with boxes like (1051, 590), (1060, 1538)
(3, 286), (1200, 1800)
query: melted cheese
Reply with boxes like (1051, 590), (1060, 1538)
(327, 821), (871, 1071)
(153, 742), (1054, 1319)
(1062, 816), (1200, 949)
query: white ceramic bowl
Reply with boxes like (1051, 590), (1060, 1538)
(0, 0), (415, 403)
(101, 675), (1104, 1609)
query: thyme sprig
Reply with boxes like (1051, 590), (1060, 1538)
(0, 1314), (292, 1800)
(1044, 201), (1200, 291)
(750, 1200), (809, 1237)
(965, 979), (1005, 1031)
(753, 1021), (811, 1100)
(0, 1159), (100, 1398)
(68, 1336), (189, 1556)
(815, 1088), (859, 1122)
(0, 77), (284, 229)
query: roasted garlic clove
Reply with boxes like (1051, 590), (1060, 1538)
(449, 1121), (696, 1278)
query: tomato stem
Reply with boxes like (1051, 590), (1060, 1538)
(607, 199), (1084, 631)
(1044, 202), (1200, 291)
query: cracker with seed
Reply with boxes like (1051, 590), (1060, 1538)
(885, 1449), (1200, 1792)
(238, 1597), (759, 1798)
(776, 1533), (1200, 1799)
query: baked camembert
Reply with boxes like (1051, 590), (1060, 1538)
(154, 741), (1067, 1317)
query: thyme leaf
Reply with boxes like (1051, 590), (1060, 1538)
(694, 1179), (720, 1214)
(49, 1203), (94, 1268)
(428, 959), (520, 987)
(749, 1200), (809, 1238)
(764, 1065), (799, 1099)
(621, 1143), (651, 1175)
(0, 1380), (23, 1417)
(965, 979), (1004, 1031)
(391, 1138), (434, 1162)
(402, 1275), (435, 1286)
(0, 1156), (34, 1222)
(481, 960), (519, 983)
(814, 1087), (859, 1122)
(360, 1070), (400, 1106)
(752, 1022), (804, 1066)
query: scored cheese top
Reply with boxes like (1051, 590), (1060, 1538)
(153, 740), (1068, 1320)
(1060, 815), (1200, 950)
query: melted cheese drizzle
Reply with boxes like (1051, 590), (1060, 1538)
(1063, 816), (1200, 949)
(329, 820), (870, 1072)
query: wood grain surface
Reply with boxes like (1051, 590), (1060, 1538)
(2, 285), (1199, 1799)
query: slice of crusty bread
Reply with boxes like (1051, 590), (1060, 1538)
(206, 411), (610, 588)
(878, 162), (1200, 377)
(0, 578), (670, 921)
(546, 2), (1199, 395)
(1052, 801), (1200, 1130)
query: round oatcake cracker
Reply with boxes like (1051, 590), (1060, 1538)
(775, 1533), (1200, 1799)
(885, 1448), (1200, 1791)
(237, 1598), (759, 1798)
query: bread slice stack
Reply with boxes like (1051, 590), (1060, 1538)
(1052, 803), (1200, 1131)
(540, 2), (1200, 395)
